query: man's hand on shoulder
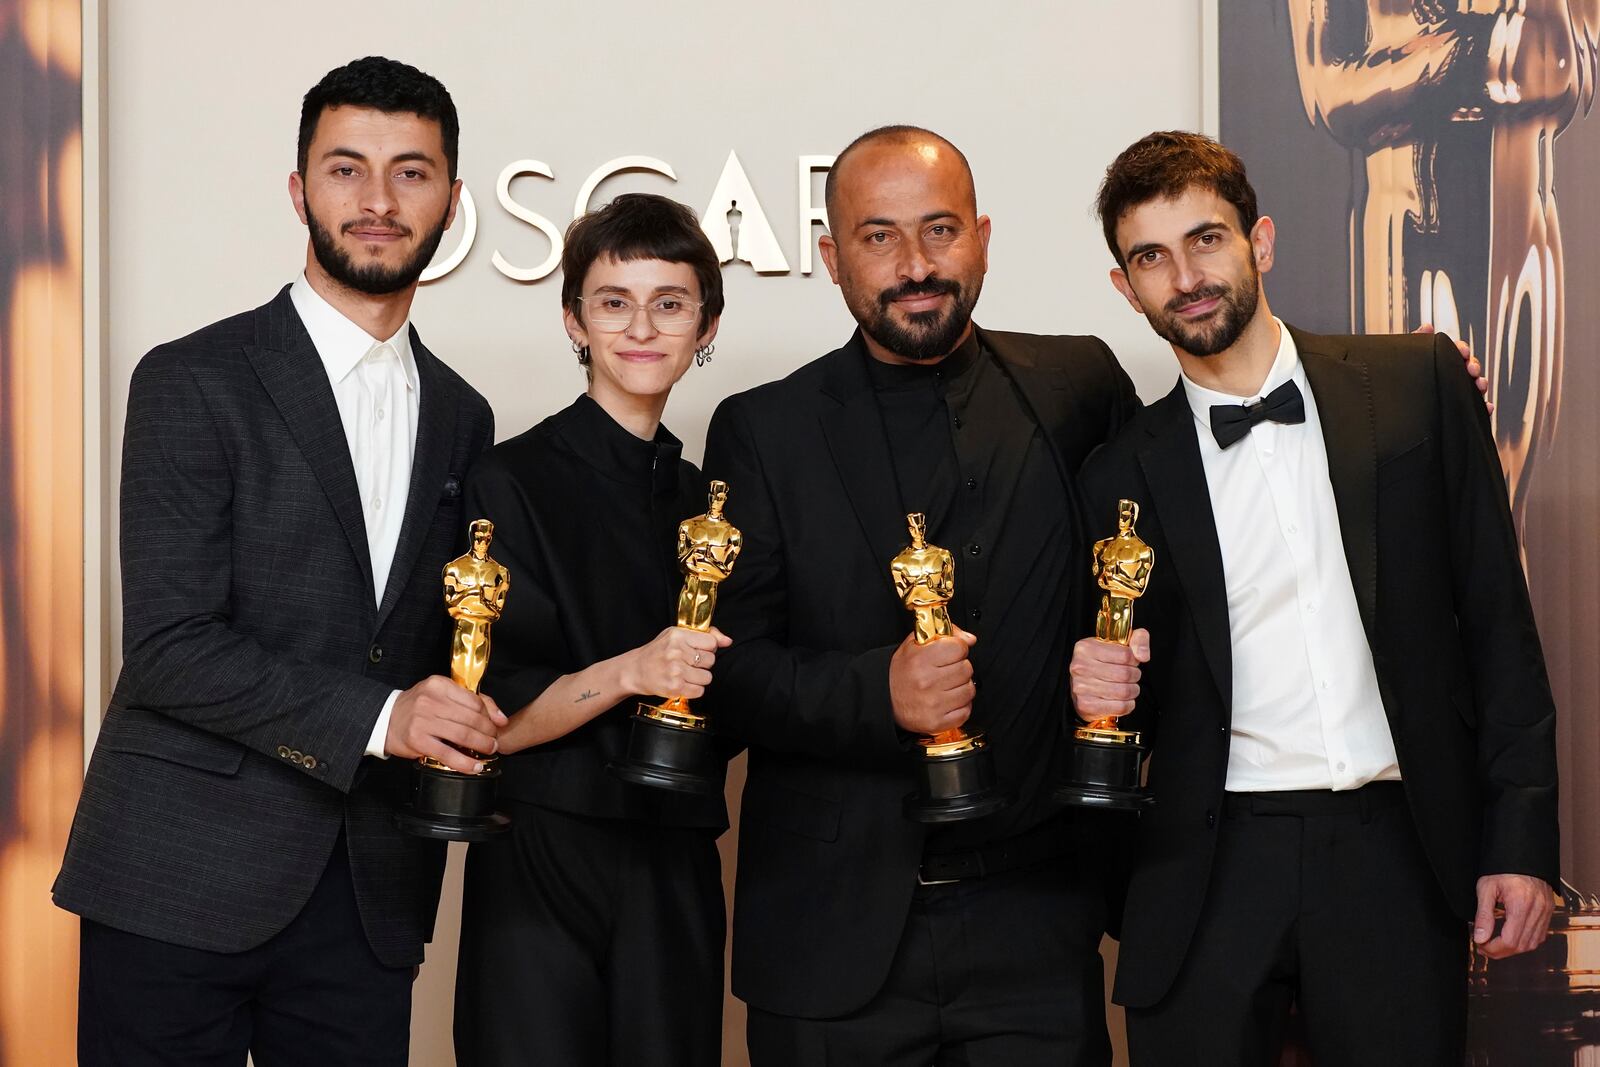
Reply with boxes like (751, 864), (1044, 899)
(1413, 322), (1493, 414)
(1473, 872), (1556, 959)
(890, 628), (977, 736)
(386, 676), (509, 774)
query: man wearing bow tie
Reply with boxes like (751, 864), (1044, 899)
(1068, 131), (1560, 1067)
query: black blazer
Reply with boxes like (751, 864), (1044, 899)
(54, 286), (495, 968)
(1079, 326), (1560, 1008)
(703, 327), (1138, 1017)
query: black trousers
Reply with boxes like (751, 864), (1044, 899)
(747, 855), (1111, 1067)
(77, 834), (413, 1067)
(453, 801), (726, 1067)
(1126, 783), (1467, 1067)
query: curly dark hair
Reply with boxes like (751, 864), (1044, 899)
(297, 56), (459, 180)
(1096, 131), (1259, 269)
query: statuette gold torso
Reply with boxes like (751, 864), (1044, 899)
(675, 480), (743, 632)
(444, 519), (510, 695)
(1092, 499), (1154, 647)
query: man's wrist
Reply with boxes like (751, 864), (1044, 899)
(366, 691), (400, 758)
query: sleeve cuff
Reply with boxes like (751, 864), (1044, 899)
(366, 690), (400, 758)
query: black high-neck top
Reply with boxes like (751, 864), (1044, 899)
(463, 393), (726, 828)
(866, 331), (1079, 850)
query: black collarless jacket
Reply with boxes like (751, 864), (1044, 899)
(54, 286), (495, 968)
(702, 327), (1139, 1018)
(463, 394), (727, 829)
(1080, 326), (1560, 1009)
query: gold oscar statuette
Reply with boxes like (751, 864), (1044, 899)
(1056, 498), (1155, 810)
(396, 518), (513, 841)
(610, 480), (742, 794)
(893, 512), (1010, 823)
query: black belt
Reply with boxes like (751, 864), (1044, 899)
(917, 818), (1072, 886)
(1222, 780), (1405, 821)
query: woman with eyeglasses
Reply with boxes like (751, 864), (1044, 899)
(453, 193), (731, 1066)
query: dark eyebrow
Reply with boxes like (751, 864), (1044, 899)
(856, 211), (960, 231)
(1125, 220), (1229, 262)
(389, 151), (439, 167)
(592, 284), (695, 298)
(320, 147), (439, 167)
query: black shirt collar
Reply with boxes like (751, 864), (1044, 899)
(862, 327), (983, 390)
(563, 393), (683, 494)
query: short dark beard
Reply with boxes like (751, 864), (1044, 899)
(851, 276), (982, 362)
(304, 199), (450, 296)
(1147, 272), (1260, 357)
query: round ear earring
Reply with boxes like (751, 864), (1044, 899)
(571, 340), (591, 365)
(695, 343), (715, 368)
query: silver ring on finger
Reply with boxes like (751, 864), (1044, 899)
(693, 651), (702, 665)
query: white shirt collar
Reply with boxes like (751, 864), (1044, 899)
(1180, 317), (1301, 428)
(289, 273), (417, 391)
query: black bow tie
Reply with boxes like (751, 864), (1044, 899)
(1209, 380), (1306, 449)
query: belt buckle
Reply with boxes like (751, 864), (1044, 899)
(917, 852), (983, 886)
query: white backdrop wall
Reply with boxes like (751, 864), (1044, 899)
(104, 3), (1206, 1062)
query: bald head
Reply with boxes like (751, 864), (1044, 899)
(824, 125), (976, 226)
(816, 126), (990, 364)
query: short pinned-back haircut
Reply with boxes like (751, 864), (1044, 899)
(824, 125), (974, 222)
(560, 192), (725, 335)
(1096, 131), (1259, 269)
(298, 56), (460, 180)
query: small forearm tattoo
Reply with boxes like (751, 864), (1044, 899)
(575, 689), (600, 703)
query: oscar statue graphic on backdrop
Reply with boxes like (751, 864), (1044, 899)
(611, 479), (741, 793)
(1056, 498), (1154, 810)
(397, 518), (512, 840)
(892, 512), (1009, 822)
(1286, 0), (1599, 532)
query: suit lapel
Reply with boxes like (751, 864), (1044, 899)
(980, 329), (1076, 489)
(1136, 387), (1233, 712)
(377, 329), (460, 627)
(819, 335), (921, 585)
(1296, 329), (1379, 640)
(246, 288), (376, 603)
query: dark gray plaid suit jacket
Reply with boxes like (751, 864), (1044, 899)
(54, 285), (495, 968)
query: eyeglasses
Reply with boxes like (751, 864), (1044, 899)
(577, 294), (704, 334)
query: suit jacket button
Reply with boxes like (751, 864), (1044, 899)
(277, 745), (291, 759)
(290, 750), (305, 765)
(1206, 811), (1216, 829)
(369, 644), (384, 664)
(303, 755), (318, 770)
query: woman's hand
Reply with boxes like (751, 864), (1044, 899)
(619, 625), (732, 700)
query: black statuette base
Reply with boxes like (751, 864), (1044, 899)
(1055, 735), (1153, 811)
(904, 744), (1012, 824)
(396, 763), (511, 842)
(609, 713), (721, 796)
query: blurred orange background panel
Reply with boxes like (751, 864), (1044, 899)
(0, 0), (85, 1064)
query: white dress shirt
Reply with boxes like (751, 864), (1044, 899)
(1179, 320), (1401, 791)
(290, 274), (420, 758)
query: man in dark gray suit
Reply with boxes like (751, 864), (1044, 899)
(54, 56), (501, 1065)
